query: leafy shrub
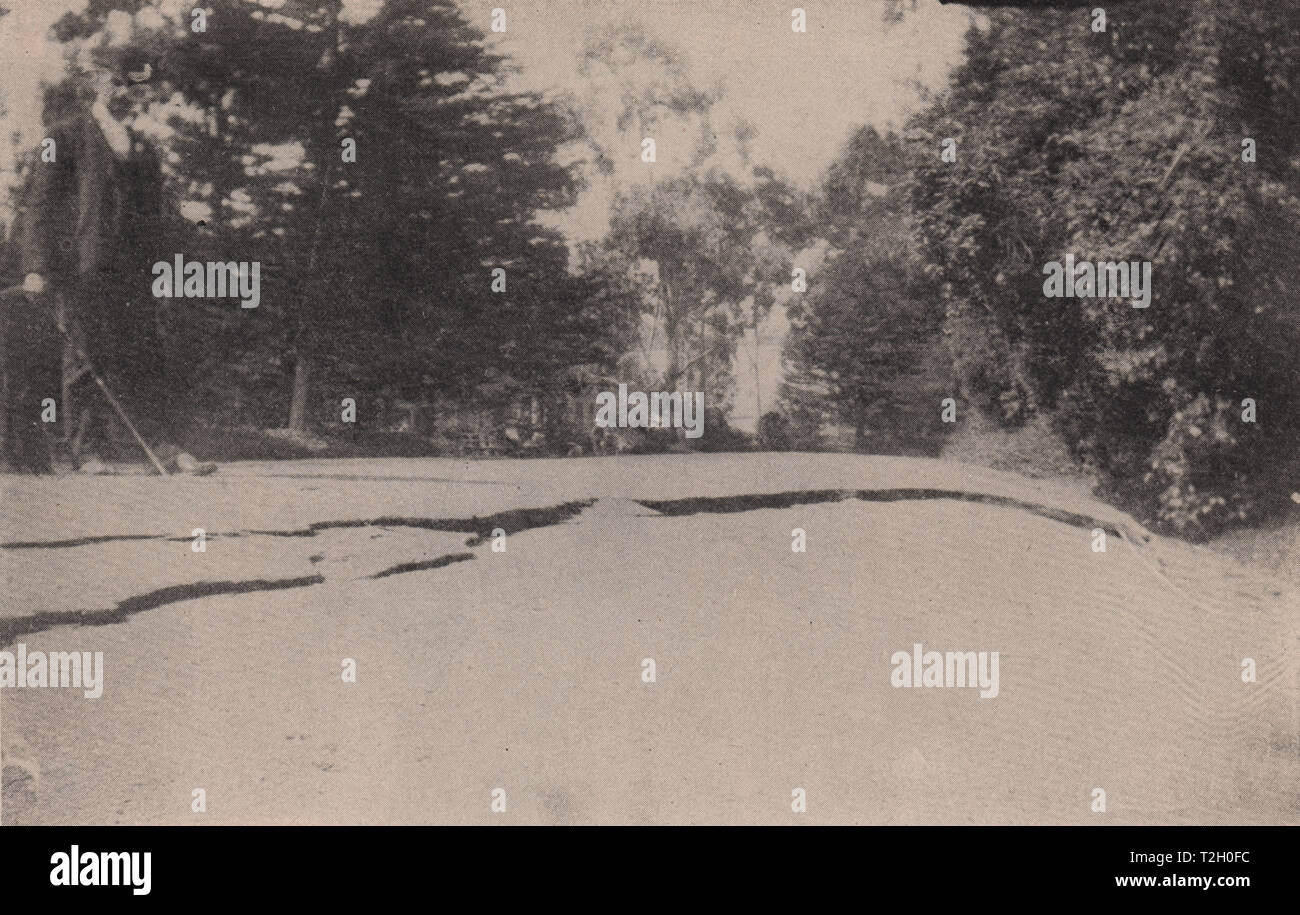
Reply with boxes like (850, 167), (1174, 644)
(756, 411), (792, 451)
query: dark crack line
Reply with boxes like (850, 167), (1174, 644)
(852, 488), (1130, 537)
(0, 576), (324, 649)
(0, 501), (595, 645)
(0, 492), (1139, 647)
(638, 488), (1140, 539)
(1, 533), (164, 550)
(370, 552), (476, 579)
(1, 500), (595, 550)
(637, 490), (850, 516)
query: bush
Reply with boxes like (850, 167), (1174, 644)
(756, 411), (792, 451)
(691, 408), (752, 453)
(909, 3), (1300, 536)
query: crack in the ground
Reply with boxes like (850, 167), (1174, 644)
(637, 490), (849, 516)
(0, 501), (594, 646)
(0, 492), (1143, 648)
(0, 576), (324, 649)
(637, 488), (1143, 540)
(1, 500), (595, 550)
(1, 533), (166, 550)
(370, 552), (476, 580)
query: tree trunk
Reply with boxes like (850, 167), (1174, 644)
(664, 337), (681, 394)
(288, 350), (311, 433)
(0, 334), (7, 465)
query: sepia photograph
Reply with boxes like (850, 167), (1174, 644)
(0, 0), (1295, 887)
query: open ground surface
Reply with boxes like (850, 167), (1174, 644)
(1, 454), (1295, 824)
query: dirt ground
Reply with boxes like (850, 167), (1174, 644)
(1, 454), (1295, 824)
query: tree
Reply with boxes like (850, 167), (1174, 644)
(570, 22), (808, 423)
(605, 171), (795, 402)
(782, 127), (946, 454)
(44, 0), (599, 437)
(910, 0), (1300, 534)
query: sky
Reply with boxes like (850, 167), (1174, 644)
(463, 0), (970, 189)
(1, 0), (972, 198)
(0, 0), (973, 428)
(461, 0), (973, 425)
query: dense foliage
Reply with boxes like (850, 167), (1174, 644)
(909, 0), (1300, 534)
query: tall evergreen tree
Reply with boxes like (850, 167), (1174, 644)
(39, 0), (609, 436)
